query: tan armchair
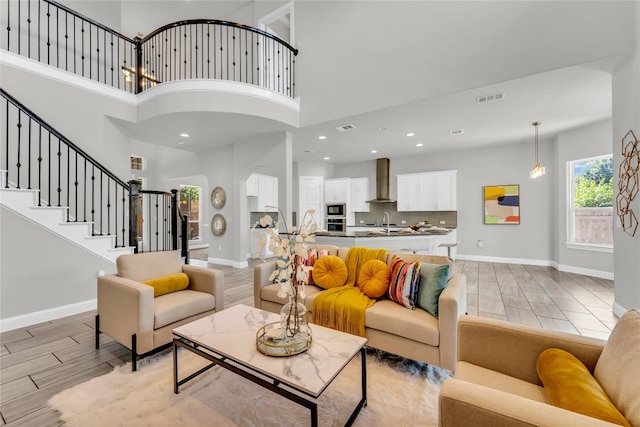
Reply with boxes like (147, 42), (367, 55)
(439, 310), (639, 426)
(96, 251), (224, 370)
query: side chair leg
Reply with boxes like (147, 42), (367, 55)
(131, 334), (137, 372)
(95, 315), (100, 349)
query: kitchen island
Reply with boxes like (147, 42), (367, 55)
(311, 228), (457, 257)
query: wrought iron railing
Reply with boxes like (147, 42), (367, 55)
(1, 88), (188, 255)
(2, 0), (298, 97)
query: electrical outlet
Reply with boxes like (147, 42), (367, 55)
(401, 220), (406, 224)
(359, 220), (364, 224)
(440, 220), (446, 225)
(218, 244), (222, 251)
(477, 240), (484, 248)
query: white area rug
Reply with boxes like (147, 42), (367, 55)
(49, 348), (450, 426)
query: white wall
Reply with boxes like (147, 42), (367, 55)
(556, 120), (614, 275)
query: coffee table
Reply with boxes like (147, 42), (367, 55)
(172, 304), (368, 427)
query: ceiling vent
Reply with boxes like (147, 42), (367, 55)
(449, 129), (464, 136)
(336, 124), (356, 132)
(476, 92), (505, 104)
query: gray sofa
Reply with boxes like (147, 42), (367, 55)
(254, 245), (467, 371)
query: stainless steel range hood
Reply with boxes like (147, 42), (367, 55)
(367, 158), (396, 203)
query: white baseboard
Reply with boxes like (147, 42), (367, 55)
(612, 302), (629, 318)
(0, 299), (97, 332)
(207, 257), (248, 268)
(456, 254), (613, 280)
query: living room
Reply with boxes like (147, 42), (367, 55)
(0, 1), (639, 425)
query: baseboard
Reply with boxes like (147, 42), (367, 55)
(207, 257), (248, 268)
(553, 262), (614, 280)
(0, 299), (97, 332)
(455, 254), (555, 267)
(612, 302), (629, 318)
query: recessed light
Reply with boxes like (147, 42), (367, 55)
(416, 143), (423, 147)
(179, 133), (189, 138)
(323, 157), (330, 160)
(370, 150), (378, 154)
(406, 132), (415, 137)
(377, 127), (387, 132)
(318, 135), (327, 140)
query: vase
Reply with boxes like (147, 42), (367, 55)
(280, 295), (308, 341)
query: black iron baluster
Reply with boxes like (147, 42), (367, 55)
(5, 0), (10, 51)
(65, 143), (69, 218)
(4, 99), (8, 188)
(121, 187), (126, 248)
(73, 15), (76, 74)
(47, 133), (51, 205)
(27, 0), (32, 58)
(99, 171), (103, 234)
(17, 0), (21, 55)
(46, 2), (50, 64)
(56, 136), (61, 206)
(74, 150), (78, 222)
(83, 157), (87, 221)
(81, 21), (84, 77)
(64, 11), (68, 71)
(16, 111), (22, 189)
(91, 164), (95, 235)
(107, 178), (111, 236)
(89, 23), (92, 79)
(38, 126), (42, 204)
(55, 7), (59, 67)
(27, 117), (32, 189)
(155, 194), (159, 251)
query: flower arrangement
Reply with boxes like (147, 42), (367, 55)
(252, 207), (317, 338)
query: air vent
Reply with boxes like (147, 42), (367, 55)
(449, 129), (464, 136)
(304, 149), (315, 154)
(476, 92), (505, 104)
(336, 124), (356, 132)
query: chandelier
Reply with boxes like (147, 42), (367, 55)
(530, 121), (545, 179)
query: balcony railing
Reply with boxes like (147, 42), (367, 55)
(2, 0), (298, 97)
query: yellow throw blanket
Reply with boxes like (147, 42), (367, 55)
(312, 247), (389, 336)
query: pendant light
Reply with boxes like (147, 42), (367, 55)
(530, 121), (545, 179)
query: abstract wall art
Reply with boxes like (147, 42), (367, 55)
(484, 185), (520, 225)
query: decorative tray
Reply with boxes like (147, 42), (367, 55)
(256, 322), (312, 357)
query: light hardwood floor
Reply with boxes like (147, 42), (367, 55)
(0, 250), (617, 426)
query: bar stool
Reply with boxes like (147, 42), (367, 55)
(438, 241), (459, 259)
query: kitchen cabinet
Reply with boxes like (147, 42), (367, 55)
(325, 178), (349, 203)
(248, 173), (278, 211)
(397, 170), (457, 211)
(350, 177), (370, 212)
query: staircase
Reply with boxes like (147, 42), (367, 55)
(1, 171), (133, 263)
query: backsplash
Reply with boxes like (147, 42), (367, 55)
(249, 211), (278, 228)
(354, 204), (457, 227)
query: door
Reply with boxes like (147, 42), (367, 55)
(299, 176), (323, 227)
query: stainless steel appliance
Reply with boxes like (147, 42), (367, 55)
(325, 217), (346, 232)
(326, 203), (346, 217)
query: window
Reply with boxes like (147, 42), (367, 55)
(131, 155), (144, 171)
(179, 185), (201, 241)
(567, 155), (613, 250)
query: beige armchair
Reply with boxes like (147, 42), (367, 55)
(96, 251), (224, 370)
(439, 310), (639, 426)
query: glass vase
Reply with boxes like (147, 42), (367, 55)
(280, 295), (308, 341)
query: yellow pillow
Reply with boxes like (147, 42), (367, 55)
(142, 272), (189, 297)
(358, 259), (390, 298)
(312, 256), (348, 289)
(537, 348), (631, 427)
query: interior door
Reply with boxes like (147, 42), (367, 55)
(299, 176), (323, 228)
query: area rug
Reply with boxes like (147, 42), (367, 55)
(48, 348), (451, 426)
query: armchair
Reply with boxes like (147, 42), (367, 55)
(439, 310), (639, 426)
(95, 251), (224, 370)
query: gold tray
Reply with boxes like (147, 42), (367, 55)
(256, 322), (312, 357)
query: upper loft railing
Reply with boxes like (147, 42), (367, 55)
(2, 0), (299, 97)
(1, 88), (189, 256)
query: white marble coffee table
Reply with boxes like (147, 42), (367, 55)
(172, 304), (368, 427)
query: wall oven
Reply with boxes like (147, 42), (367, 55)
(325, 217), (346, 233)
(326, 203), (346, 217)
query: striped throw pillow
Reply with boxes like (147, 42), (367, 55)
(388, 258), (421, 309)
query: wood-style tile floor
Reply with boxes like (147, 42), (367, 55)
(0, 250), (617, 426)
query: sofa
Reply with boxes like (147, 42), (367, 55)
(254, 245), (467, 371)
(96, 250), (225, 370)
(439, 310), (640, 426)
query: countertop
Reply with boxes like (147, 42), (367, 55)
(313, 228), (452, 238)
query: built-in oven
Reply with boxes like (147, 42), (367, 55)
(325, 218), (346, 233)
(326, 203), (346, 217)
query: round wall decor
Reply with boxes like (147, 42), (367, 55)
(210, 187), (226, 209)
(211, 214), (226, 236)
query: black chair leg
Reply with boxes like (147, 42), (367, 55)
(95, 315), (100, 349)
(131, 333), (138, 372)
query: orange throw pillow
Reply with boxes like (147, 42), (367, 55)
(358, 259), (390, 298)
(312, 255), (348, 289)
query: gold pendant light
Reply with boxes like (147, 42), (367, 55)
(530, 121), (545, 179)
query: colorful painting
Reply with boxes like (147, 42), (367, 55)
(484, 185), (520, 225)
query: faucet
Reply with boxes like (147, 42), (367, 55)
(382, 212), (390, 235)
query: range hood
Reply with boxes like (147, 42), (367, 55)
(367, 158), (396, 203)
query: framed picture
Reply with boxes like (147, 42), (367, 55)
(484, 185), (520, 224)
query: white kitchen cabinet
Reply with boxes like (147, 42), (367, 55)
(397, 170), (457, 211)
(350, 177), (369, 212)
(248, 173), (278, 211)
(325, 178), (350, 203)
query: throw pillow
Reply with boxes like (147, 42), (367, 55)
(416, 263), (450, 318)
(358, 259), (391, 298)
(142, 272), (189, 297)
(537, 348), (631, 427)
(312, 255), (348, 289)
(387, 258), (421, 309)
